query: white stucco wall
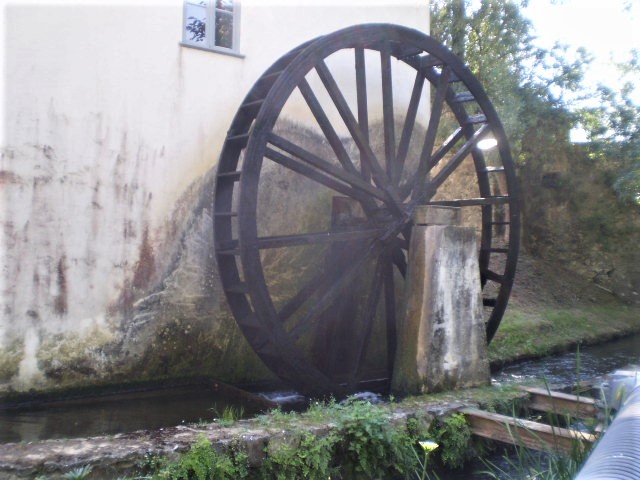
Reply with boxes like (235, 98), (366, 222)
(0, 0), (428, 393)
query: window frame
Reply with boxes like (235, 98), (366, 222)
(181, 0), (243, 58)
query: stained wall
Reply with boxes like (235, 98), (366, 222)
(0, 1), (428, 395)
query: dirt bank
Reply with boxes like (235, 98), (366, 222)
(490, 250), (640, 367)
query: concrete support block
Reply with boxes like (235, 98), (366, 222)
(413, 205), (462, 226)
(392, 221), (490, 395)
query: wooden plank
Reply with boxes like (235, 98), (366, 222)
(297, 78), (360, 178)
(428, 124), (491, 194)
(263, 147), (366, 202)
(315, 61), (404, 217)
(411, 66), (450, 200)
(521, 386), (599, 419)
(427, 197), (510, 207)
(396, 72), (425, 181)
(461, 407), (597, 456)
(355, 47), (370, 182)
(267, 134), (386, 202)
(380, 45), (396, 181)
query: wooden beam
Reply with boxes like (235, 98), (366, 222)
(521, 386), (599, 419)
(461, 407), (597, 456)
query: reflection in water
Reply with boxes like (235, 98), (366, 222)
(0, 384), (262, 444)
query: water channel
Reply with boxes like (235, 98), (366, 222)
(446, 332), (640, 480)
(1, 333), (639, 474)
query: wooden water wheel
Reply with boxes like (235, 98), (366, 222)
(213, 24), (520, 396)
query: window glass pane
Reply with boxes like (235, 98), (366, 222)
(215, 10), (233, 48)
(216, 0), (233, 12)
(185, 3), (207, 43)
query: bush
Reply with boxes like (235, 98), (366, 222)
(152, 437), (248, 480)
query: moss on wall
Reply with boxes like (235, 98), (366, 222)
(0, 339), (24, 382)
(0, 120), (350, 397)
(520, 140), (640, 303)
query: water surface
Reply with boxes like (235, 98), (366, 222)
(2, 333), (639, 445)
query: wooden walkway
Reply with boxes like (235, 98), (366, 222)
(462, 386), (599, 455)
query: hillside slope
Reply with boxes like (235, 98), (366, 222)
(490, 249), (640, 367)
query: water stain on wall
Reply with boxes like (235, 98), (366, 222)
(132, 226), (156, 292)
(54, 255), (68, 316)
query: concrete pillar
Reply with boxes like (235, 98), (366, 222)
(391, 206), (490, 395)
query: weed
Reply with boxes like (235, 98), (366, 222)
(429, 413), (472, 470)
(62, 466), (93, 480)
(193, 418), (209, 428)
(262, 431), (337, 480)
(334, 399), (418, 478)
(140, 400), (491, 479)
(413, 440), (440, 480)
(210, 404), (245, 427)
(406, 412), (432, 440)
(257, 407), (295, 429)
(302, 397), (339, 423)
(482, 441), (588, 480)
(151, 436), (248, 480)
(138, 452), (165, 476)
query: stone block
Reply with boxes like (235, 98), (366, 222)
(391, 225), (489, 395)
(413, 205), (461, 226)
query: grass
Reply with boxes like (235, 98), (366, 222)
(210, 404), (245, 427)
(123, 399), (446, 480)
(481, 438), (589, 480)
(480, 347), (603, 480)
(489, 304), (640, 366)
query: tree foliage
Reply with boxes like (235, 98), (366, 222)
(430, 0), (639, 204)
(431, 0), (587, 155)
(578, 50), (640, 203)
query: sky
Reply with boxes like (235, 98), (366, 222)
(524, 0), (639, 101)
(523, 0), (639, 141)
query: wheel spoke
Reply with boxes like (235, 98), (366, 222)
(410, 66), (452, 202)
(288, 240), (382, 340)
(380, 45), (397, 182)
(391, 246), (407, 277)
(383, 257), (397, 376)
(396, 72), (425, 184)
(257, 228), (384, 249)
(297, 78), (360, 177)
(267, 133), (387, 204)
(346, 255), (384, 389)
(428, 195), (510, 207)
(423, 124), (492, 197)
(220, 228), (386, 253)
(277, 260), (342, 323)
(315, 61), (405, 217)
(264, 145), (371, 203)
(399, 127), (465, 200)
(355, 47), (371, 181)
(427, 127), (466, 171)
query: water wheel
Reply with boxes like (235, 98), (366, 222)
(213, 24), (520, 396)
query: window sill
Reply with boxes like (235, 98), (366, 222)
(180, 42), (245, 59)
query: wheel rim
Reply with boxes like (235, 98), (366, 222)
(214, 24), (520, 396)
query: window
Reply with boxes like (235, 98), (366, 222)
(182, 0), (240, 55)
